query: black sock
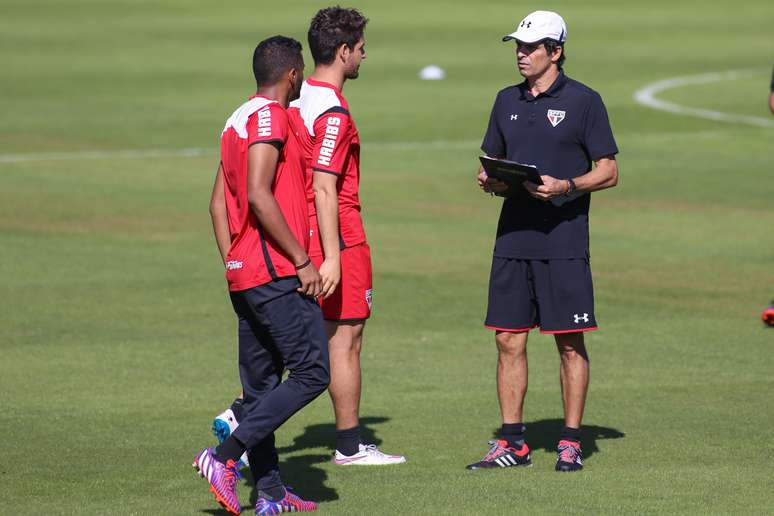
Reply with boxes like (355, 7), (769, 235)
(500, 423), (526, 448)
(214, 436), (246, 463)
(561, 426), (582, 443)
(258, 485), (286, 501)
(230, 397), (245, 423)
(335, 425), (361, 456)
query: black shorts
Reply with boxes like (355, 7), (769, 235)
(485, 257), (597, 334)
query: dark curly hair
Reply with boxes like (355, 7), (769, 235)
(308, 6), (369, 66)
(252, 35), (303, 88)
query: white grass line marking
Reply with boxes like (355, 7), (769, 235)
(0, 147), (212, 164)
(0, 126), (753, 166)
(633, 69), (774, 128)
(0, 140), (482, 165)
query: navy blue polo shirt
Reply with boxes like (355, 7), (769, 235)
(481, 70), (618, 259)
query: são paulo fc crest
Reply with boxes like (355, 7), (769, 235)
(547, 109), (566, 127)
(365, 289), (373, 309)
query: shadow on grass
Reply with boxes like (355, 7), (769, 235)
(249, 454), (339, 505)
(276, 416), (390, 454)
(200, 454), (339, 515)
(490, 419), (625, 458)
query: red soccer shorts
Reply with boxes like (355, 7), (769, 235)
(311, 242), (372, 321)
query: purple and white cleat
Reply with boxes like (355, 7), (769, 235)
(255, 487), (317, 514)
(193, 447), (242, 514)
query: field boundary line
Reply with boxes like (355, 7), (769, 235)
(0, 140), (481, 165)
(633, 69), (774, 128)
(0, 125), (755, 165)
(0, 147), (212, 164)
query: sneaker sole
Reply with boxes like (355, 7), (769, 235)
(466, 461), (533, 470)
(333, 458), (407, 466)
(257, 504), (317, 514)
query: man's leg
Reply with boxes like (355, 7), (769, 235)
(247, 433), (282, 499)
(199, 290), (329, 510)
(194, 291), (288, 516)
(324, 244), (404, 464)
(327, 320), (364, 458)
(327, 321), (364, 432)
(236, 314), (284, 499)
(529, 258), (595, 472)
(467, 257), (536, 471)
(327, 319), (405, 464)
(495, 330), (529, 425)
(466, 330), (532, 470)
(555, 332), (589, 429)
(229, 292), (330, 452)
(553, 331), (589, 472)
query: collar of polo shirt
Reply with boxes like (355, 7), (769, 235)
(519, 70), (568, 101)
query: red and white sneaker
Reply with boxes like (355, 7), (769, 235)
(333, 443), (406, 465)
(466, 439), (532, 470)
(555, 440), (583, 472)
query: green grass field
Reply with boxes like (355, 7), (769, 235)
(2, 0), (773, 514)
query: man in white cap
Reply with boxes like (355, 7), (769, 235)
(468, 10), (619, 472)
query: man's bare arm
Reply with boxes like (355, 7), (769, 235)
(571, 156), (618, 192)
(525, 156), (618, 201)
(209, 163), (231, 264)
(313, 171), (341, 299)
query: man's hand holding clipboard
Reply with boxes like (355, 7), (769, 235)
(478, 156), (579, 204)
(478, 156), (542, 198)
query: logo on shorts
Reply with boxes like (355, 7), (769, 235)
(365, 289), (372, 309)
(573, 313), (589, 324)
(226, 260), (243, 270)
(547, 109), (566, 127)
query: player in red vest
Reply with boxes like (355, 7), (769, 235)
(197, 36), (327, 514)
(288, 6), (405, 465)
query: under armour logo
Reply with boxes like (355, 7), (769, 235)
(520, 20), (532, 28)
(510, 114), (518, 120)
(573, 313), (589, 324)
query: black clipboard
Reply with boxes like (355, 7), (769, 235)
(479, 156), (543, 196)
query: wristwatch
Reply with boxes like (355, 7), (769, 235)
(565, 178), (577, 197)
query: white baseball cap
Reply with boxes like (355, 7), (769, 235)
(502, 10), (567, 44)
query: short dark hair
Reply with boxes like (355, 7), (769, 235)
(308, 6), (369, 66)
(543, 39), (566, 68)
(252, 35), (303, 88)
